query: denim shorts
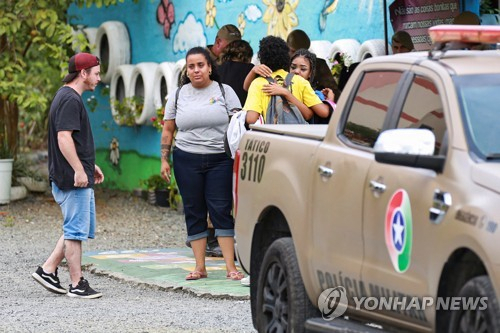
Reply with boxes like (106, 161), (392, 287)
(51, 182), (96, 241)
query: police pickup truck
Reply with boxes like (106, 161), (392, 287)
(233, 25), (500, 332)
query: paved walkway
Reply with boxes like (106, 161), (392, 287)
(83, 248), (249, 299)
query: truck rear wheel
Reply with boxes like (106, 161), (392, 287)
(448, 275), (500, 332)
(256, 238), (315, 333)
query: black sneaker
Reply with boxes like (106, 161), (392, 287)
(67, 277), (102, 299)
(32, 266), (67, 294)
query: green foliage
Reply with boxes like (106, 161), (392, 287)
(2, 215), (15, 228)
(141, 173), (182, 210)
(480, 0), (500, 15)
(0, 0), (129, 158)
(74, 0), (126, 8)
(86, 95), (98, 112)
(330, 53), (353, 85)
(1, 1), (77, 114)
(11, 155), (45, 185)
(0, 135), (11, 159)
(344, 122), (380, 148)
(112, 96), (144, 126)
(141, 174), (169, 191)
(151, 107), (165, 132)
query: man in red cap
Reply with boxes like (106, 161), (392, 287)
(32, 53), (105, 299)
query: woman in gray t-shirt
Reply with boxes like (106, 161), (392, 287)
(160, 47), (245, 281)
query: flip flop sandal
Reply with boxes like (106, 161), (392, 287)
(226, 271), (245, 281)
(185, 271), (208, 280)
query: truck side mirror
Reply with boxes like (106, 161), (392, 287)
(374, 129), (445, 173)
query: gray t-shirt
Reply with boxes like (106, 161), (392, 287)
(164, 81), (241, 154)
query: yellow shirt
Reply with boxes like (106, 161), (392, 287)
(243, 69), (322, 122)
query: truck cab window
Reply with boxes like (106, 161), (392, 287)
(397, 76), (446, 155)
(343, 71), (403, 148)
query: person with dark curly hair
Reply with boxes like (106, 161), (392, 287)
(218, 39), (254, 105)
(243, 36), (330, 124)
(160, 47), (244, 281)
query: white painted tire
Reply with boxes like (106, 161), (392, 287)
(357, 39), (387, 62)
(153, 62), (177, 110)
(95, 21), (131, 84)
(110, 64), (135, 125)
(309, 40), (332, 61)
(327, 39), (361, 68)
(130, 62), (159, 125)
(172, 58), (186, 87)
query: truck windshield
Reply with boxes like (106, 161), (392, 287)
(454, 74), (500, 161)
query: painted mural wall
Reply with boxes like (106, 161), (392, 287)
(67, 0), (479, 190)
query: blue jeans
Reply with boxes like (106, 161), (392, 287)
(173, 147), (234, 242)
(51, 182), (96, 240)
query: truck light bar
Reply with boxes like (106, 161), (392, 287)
(429, 25), (500, 44)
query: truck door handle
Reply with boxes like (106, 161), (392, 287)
(429, 190), (452, 224)
(369, 180), (386, 195)
(318, 165), (334, 178)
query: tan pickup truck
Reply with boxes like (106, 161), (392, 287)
(234, 26), (500, 332)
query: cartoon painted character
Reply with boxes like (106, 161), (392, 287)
(109, 137), (120, 166)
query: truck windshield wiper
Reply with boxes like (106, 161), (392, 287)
(485, 153), (500, 160)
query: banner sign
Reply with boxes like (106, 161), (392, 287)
(389, 0), (460, 51)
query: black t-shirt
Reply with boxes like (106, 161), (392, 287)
(48, 86), (95, 189)
(218, 61), (254, 106)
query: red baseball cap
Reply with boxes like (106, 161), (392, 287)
(62, 53), (100, 83)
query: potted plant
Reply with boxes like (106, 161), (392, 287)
(141, 174), (170, 207)
(151, 107), (165, 131)
(9, 157), (30, 202)
(13, 155), (48, 193)
(111, 96), (144, 126)
(0, 126), (14, 204)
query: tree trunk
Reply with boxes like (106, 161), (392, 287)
(0, 33), (19, 158)
(0, 96), (19, 157)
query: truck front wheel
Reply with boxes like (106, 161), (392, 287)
(255, 238), (315, 333)
(448, 275), (500, 332)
